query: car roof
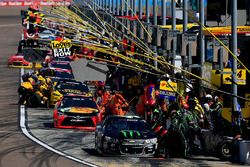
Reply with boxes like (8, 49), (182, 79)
(63, 94), (93, 98)
(50, 61), (70, 65)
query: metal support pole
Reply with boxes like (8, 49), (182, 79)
(125, 0), (129, 34)
(113, 0), (115, 14)
(199, 0), (205, 96)
(153, 0), (158, 68)
(183, 0), (188, 32)
(171, 0), (176, 68)
(171, 0), (176, 30)
(130, 0), (133, 16)
(139, 0), (143, 38)
(146, 0), (150, 23)
(93, 0), (96, 10)
(139, 0), (142, 19)
(153, 0), (157, 25)
(121, 0), (124, 16)
(219, 48), (224, 71)
(231, 0), (238, 115)
(109, 0), (111, 13)
(162, 0), (166, 25)
(248, 0), (250, 25)
(188, 43), (192, 72)
(116, 0), (119, 15)
(225, 0), (228, 26)
(133, 0), (136, 15)
(120, 0), (124, 33)
(104, 0), (107, 11)
(126, 0), (129, 16)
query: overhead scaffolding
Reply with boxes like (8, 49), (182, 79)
(23, 0), (250, 121)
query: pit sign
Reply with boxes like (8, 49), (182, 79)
(51, 39), (72, 58)
(222, 68), (246, 85)
(160, 80), (177, 92)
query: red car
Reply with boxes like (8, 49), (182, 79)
(53, 94), (102, 130)
(23, 28), (39, 39)
(8, 53), (33, 68)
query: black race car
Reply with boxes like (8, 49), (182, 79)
(39, 68), (74, 84)
(50, 79), (91, 106)
(95, 115), (158, 157)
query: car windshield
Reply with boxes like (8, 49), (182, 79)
(55, 71), (74, 79)
(42, 31), (52, 35)
(56, 82), (89, 93)
(60, 97), (97, 108)
(51, 62), (72, 70)
(106, 118), (150, 132)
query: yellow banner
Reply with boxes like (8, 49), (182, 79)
(51, 39), (72, 49)
(211, 70), (221, 87)
(222, 68), (246, 85)
(160, 80), (177, 92)
(204, 26), (250, 36)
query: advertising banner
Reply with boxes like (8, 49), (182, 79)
(0, 0), (71, 6)
(51, 39), (72, 58)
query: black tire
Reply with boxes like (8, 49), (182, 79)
(95, 135), (100, 154)
(99, 138), (107, 156)
(218, 140), (233, 161)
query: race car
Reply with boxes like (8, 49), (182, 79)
(95, 115), (158, 157)
(53, 94), (101, 130)
(50, 79), (91, 106)
(38, 30), (56, 40)
(49, 61), (73, 73)
(8, 53), (41, 68)
(39, 68), (74, 85)
(23, 28), (39, 39)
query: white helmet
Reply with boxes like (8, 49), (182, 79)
(205, 94), (213, 100)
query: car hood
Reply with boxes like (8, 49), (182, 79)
(10, 55), (24, 59)
(105, 129), (156, 139)
(60, 107), (99, 114)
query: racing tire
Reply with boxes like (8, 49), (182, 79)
(217, 140), (233, 161)
(95, 135), (101, 155)
(99, 138), (107, 156)
(27, 94), (40, 107)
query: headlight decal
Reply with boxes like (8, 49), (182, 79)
(145, 138), (157, 144)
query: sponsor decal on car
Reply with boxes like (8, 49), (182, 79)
(120, 130), (141, 138)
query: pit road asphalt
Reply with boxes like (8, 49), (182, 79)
(0, 7), (86, 167)
(0, 7), (243, 167)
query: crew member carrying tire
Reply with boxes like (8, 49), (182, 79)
(106, 92), (129, 116)
(18, 77), (34, 105)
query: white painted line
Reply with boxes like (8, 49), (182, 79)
(0, 24), (20, 28)
(19, 68), (99, 167)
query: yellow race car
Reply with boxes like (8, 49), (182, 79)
(50, 79), (92, 107)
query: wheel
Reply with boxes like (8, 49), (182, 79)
(218, 140), (233, 161)
(99, 138), (107, 156)
(95, 135), (100, 154)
